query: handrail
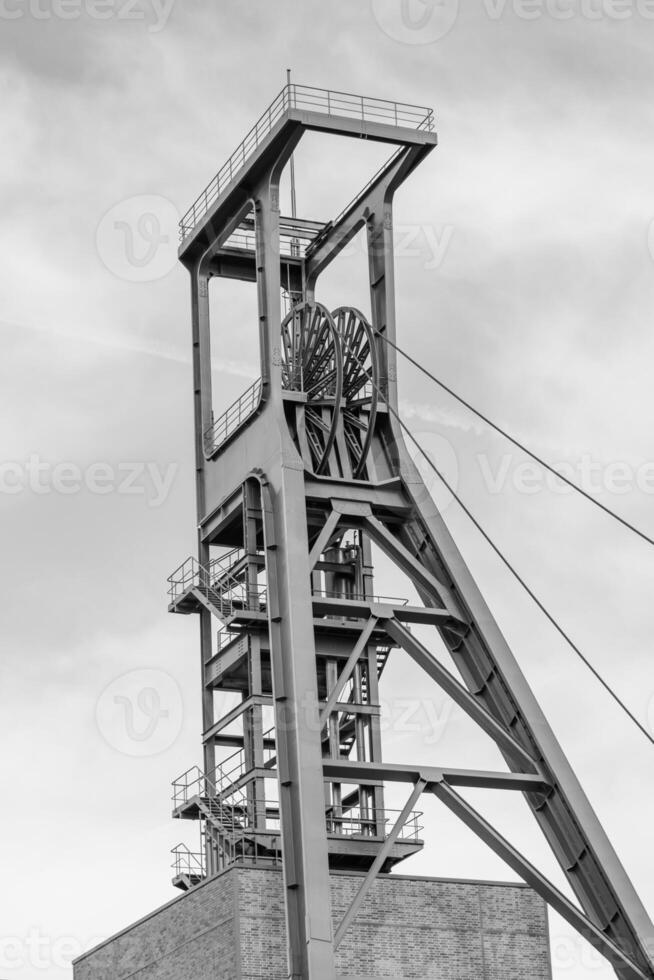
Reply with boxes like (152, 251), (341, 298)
(172, 761), (249, 813)
(325, 806), (424, 842)
(179, 83), (435, 242)
(166, 556), (201, 598)
(173, 764), (423, 844)
(167, 550), (267, 615)
(312, 588), (409, 606)
(171, 843), (205, 879)
(224, 228), (313, 257)
(208, 547), (244, 585)
(204, 377), (263, 457)
(179, 85), (290, 241)
(217, 725), (276, 787)
(167, 557), (231, 612)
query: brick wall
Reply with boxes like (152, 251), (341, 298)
(74, 869), (239, 980)
(74, 866), (552, 980)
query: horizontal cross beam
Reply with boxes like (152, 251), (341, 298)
(322, 760), (550, 794)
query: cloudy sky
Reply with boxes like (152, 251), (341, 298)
(2, 2), (654, 978)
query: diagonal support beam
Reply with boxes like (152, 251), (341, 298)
(309, 508), (341, 570)
(333, 778), (428, 950)
(383, 616), (539, 772)
(305, 144), (431, 289)
(432, 781), (652, 980)
(319, 617), (379, 729)
(202, 695), (272, 743)
(363, 514), (459, 614)
(392, 501), (654, 972)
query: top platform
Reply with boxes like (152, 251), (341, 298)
(178, 83), (437, 260)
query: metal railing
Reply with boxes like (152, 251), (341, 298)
(215, 625), (235, 652)
(173, 764), (422, 846)
(172, 843), (205, 880)
(311, 588), (409, 606)
(172, 764), (206, 809)
(223, 228), (311, 258)
(173, 762), (281, 878)
(292, 84), (434, 131)
(204, 377), (262, 457)
(179, 83), (435, 241)
(216, 726), (277, 789)
(326, 806), (423, 842)
(208, 546), (243, 583)
(173, 762), (250, 813)
(167, 556), (232, 614)
(167, 556), (201, 603)
(168, 551), (267, 615)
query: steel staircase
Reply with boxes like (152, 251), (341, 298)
(172, 732), (281, 886)
(333, 643), (391, 758)
(168, 549), (267, 624)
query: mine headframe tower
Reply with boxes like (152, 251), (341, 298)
(167, 83), (654, 980)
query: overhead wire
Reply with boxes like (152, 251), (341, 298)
(374, 331), (654, 549)
(337, 332), (654, 748)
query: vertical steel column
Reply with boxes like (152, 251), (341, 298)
(244, 481), (265, 830)
(367, 204), (398, 412)
(189, 267), (216, 827)
(254, 175), (336, 979)
(365, 642), (386, 836)
(266, 462), (337, 980)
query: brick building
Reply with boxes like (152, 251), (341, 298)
(74, 867), (552, 980)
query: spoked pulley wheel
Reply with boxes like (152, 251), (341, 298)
(280, 301), (343, 474)
(331, 306), (380, 478)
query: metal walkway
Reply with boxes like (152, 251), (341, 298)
(179, 82), (435, 244)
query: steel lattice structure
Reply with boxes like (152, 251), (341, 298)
(167, 82), (654, 980)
